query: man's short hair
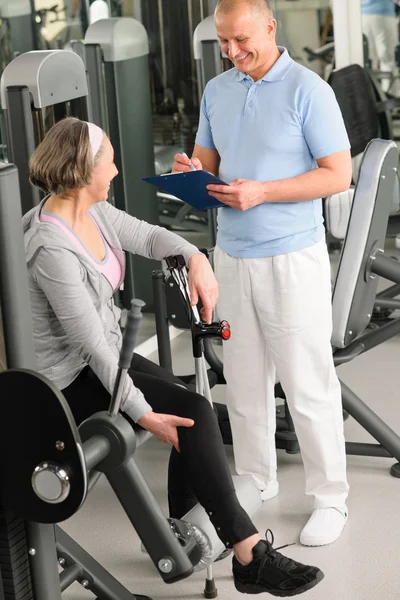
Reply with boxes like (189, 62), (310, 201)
(215, 0), (273, 18)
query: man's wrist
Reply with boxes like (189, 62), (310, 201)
(261, 181), (271, 203)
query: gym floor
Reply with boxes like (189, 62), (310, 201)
(61, 240), (400, 600)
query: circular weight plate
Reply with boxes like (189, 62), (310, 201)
(0, 369), (87, 523)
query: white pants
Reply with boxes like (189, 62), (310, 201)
(214, 239), (349, 509)
(362, 14), (400, 95)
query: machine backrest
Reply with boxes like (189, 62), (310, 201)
(328, 64), (380, 157)
(331, 139), (398, 349)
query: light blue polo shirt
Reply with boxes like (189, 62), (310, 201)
(361, 0), (395, 17)
(195, 47), (350, 258)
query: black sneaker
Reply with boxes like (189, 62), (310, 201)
(232, 530), (324, 596)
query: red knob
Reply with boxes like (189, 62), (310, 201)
(221, 327), (231, 340)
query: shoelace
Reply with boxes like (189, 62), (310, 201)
(256, 529), (298, 575)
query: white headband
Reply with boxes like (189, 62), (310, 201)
(86, 121), (103, 158)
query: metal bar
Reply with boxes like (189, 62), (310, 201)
(4, 88), (41, 214)
(109, 369), (128, 416)
(200, 354), (213, 404)
(0, 164), (36, 371)
(340, 380), (400, 461)
(59, 563), (83, 592)
(345, 442), (391, 457)
(187, 0), (197, 110)
(372, 252), (400, 284)
(84, 44), (109, 132)
(157, 0), (168, 97)
(376, 283), (400, 299)
(338, 317), (400, 356)
(27, 523), (62, 600)
(152, 271), (173, 371)
(0, 568), (4, 600)
(82, 436), (111, 472)
(56, 526), (138, 600)
(373, 298), (400, 309)
(105, 457), (193, 584)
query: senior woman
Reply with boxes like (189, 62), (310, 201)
(23, 117), (323, 597)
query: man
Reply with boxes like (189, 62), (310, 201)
(361, 0), (400, 96)
(173, 0), (352, 547)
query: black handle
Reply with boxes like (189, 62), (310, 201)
(119, 299), (145, 369)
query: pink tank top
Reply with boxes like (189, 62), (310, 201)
(40, 209), (122, 292)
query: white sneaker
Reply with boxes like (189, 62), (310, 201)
(260, 480), (279, 502)
(300, 507), (348, 546)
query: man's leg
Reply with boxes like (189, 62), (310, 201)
(214, 246), (278, 499)
(251, 239), (349, 544)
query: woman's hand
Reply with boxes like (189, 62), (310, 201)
(137, 411), (194, 452)
(188, 254), (219, 323)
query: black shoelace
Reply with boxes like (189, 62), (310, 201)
(256, 529), (298, 574)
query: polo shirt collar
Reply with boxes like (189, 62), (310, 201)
(235, 47), (293, 83)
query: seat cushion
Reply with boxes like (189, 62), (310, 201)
(325, 189), (355, 241)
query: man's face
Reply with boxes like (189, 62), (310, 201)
(215, 3), (277, 81)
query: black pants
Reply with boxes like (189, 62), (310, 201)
(62, 354), (257, 548)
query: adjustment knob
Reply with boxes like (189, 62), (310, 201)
(221, 327), (231, 340)
(32, 462), (71, 504)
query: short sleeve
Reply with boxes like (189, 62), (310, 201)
(301, 80), (351, 160)
(195, 87), (216, 150)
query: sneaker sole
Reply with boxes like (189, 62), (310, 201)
(234, 569), (324, 596)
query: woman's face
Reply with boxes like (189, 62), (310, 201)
(87, 136), (118, 202)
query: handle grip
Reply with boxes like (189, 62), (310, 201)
(119, 299), (145, 369)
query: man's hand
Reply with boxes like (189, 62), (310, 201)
(137, 411), (194, 453)
(188, 253), (218, 324)
(172, 153), (203, 173)
(207, 178), (266, 211)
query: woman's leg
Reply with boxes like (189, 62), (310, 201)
(128, 355), (258, 548)
(61, 366), (112, 424)
(61, 362), (323, 594)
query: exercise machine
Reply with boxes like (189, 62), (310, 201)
(153, 139), (400, 478)
(0, 46), (157, 307)
(0, 50), (89, 215)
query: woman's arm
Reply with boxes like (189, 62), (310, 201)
(33, 246), (152, 422)
(98, 202), (219, 322)
(98, 201), (202, 263)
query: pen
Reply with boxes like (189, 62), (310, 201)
(182, 152), (196, 171)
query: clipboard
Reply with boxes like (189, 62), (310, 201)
(143, 170), (229, 211)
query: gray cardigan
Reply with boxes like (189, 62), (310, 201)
(23, 199), (201, 422)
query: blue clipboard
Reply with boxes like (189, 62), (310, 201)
(143, 170), (229, 211)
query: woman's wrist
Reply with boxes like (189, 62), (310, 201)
(137, 410), (155, 427)
(187, 252), (206, 267)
